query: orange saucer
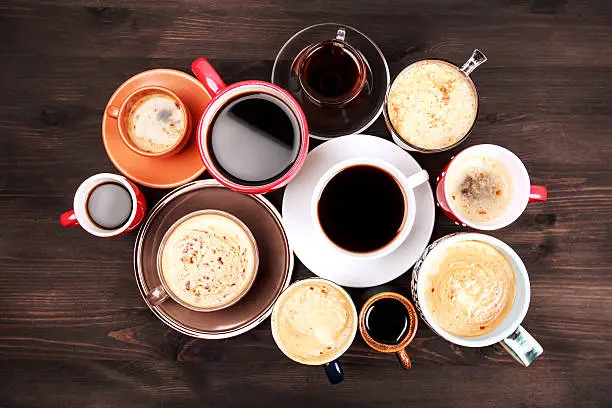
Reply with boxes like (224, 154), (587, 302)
(102, 69), (210, 189)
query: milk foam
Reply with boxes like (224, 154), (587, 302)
(424, 241), (516, 337)
(128, 94), (186, 153)
(387, 60), (477, 150)
(160, 213), (256, 309)
(272, 281), (355, 365)
(447, 156), (514, 223)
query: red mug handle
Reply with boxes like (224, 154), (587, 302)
(529, 185), (548, 202)
(191, 58), (227, 96)
(60, 209), (79, 227)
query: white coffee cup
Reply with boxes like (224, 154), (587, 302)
(311, 157), (429, 260)
(411, 232), (543, 366)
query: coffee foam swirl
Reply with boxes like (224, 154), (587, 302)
(160, 213), (256, 309)
(424, 241), (515, 337)
(272, 281), (355, 365)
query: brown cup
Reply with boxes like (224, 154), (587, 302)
(358, 291), (418, 369)
(147, 209), (259, 312)
(106, 85), (192, 158)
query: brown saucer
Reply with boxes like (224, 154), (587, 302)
(102, 69), (210, 189)
(134, 180), (293, 338)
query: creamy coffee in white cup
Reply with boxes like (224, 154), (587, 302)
(437, 144), (548, 230)
(411, 232), (543, 366)
(271, 278), (358, 384)
(311, 157), (429, 260)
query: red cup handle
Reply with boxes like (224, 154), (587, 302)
(60, 210), (79, 227)
(529, 185), (548, 202)
(191, 58), (227, 96)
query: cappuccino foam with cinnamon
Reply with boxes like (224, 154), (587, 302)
(387, 60), (477, 150)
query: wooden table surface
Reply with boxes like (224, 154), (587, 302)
(1, 1), (611, 407)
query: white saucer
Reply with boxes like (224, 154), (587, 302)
(282, 134), (435, 288)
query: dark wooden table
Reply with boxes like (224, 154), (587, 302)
(2, 1), (611, 407)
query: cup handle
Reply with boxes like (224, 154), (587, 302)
(396, 349), (412, 370)
(323, 359), (344, 384)
(405, 169), (429, 190)
(529, 185), (548, 202)
(500, 325), (543, 367)
(146, 285), (169, 307)
(60, 210), (79, 228)
(336, 27), (346, 42)
(106, 106), (120, 119)
(191, 58), (227, 97)
(460, 49), (487, 76)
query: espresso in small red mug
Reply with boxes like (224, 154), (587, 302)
(436, 144), (547, 230)
(60, 173), (146, 237)
(191, 58), (309, 194)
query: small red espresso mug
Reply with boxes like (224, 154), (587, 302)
(436, 144), (547, 230)
(192, 58), (309, 194)
(60, 173), (146, 237)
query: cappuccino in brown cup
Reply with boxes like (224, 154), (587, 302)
(156, 210), (258, 312)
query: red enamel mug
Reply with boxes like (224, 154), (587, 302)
(60, 173), (147, 237)
(191, 58), (309, 194)
(436, 144), (547, 230)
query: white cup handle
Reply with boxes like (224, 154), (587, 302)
(500, 325), (543, 367)
(404, 169), (429, 190)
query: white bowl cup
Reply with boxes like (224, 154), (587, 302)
(436, 144), (547, 230)
(311, 157), (429, 260)
(411, 232), (543, 367)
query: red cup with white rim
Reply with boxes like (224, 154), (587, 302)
(60, 173), (147, 237)
(192, 58), (309, 194)
(436, 144), (547, 229)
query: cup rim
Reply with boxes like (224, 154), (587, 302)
(358, 291), (418, 353)
(415, 232), (531, 347)
(197, 80), (309, 194)
(443, 144), (531, 230)
(73, 173), (138, 237)
(155, 209), (260, 313)
(115, 85), (191, 158)
(310, 157), (414, 260)
(383, 58), (479, 153)
(295, 38), (367, 107)
(270, 277), (358, 365)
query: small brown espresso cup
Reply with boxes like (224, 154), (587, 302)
(358, 289), (418, 369)
(106, 86), (192, 158)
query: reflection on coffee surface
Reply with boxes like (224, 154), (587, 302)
(448, 156), (513, 223)
(424, 240), (515, 337)
(364, 298), (410, 345)
(317, 165), (405, 253)
(209, 93), (300, 184)
(86, 182), (132, 229)
(272, 280), (355, 365)
(127, 93), (186, 153)
(160, 212), (257, 309)
(387, 60), (477, 150)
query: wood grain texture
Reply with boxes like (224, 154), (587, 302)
(1, 0), (611, 407)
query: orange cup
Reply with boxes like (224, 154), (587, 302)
(106, 86), (192, 158)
